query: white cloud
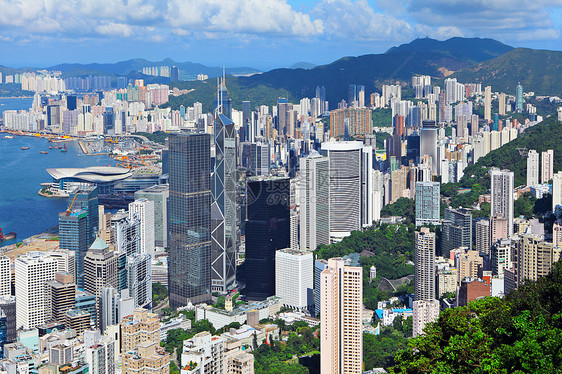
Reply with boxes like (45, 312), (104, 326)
(312, 0), (414, 41)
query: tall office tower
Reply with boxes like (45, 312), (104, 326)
(0, 296), (16, 345)
(241, 101), (251, 142)
(391, 167), (407, 203)
(241, 142), (270, 176)
(126, 253), (152, 309)
(415, 182), (440, 226)
(0, 256), (9, 297)
(85, 336), (116, 374)
(134, 185), (169, 248)
(47, 272), (76, 323)
(498, 93), (506, 116)
(475, 219), (491, 255)
(314, 259), (328, 317)
(129, 199), (155, 255)
(244, 176), (290, 300)
(516, 83), (523, 112)
(484, 86), (492, 121)
(490, 168), (514, 236)
(553, 172), (562, 211)
(516, 234), (560, 285)
(70, 187), (99, 246)
(441, 208), (472, 253)
(322, 141), (373, 238)
(541, 150), (554, 184)
(15, 252), (58, 329)
(121, 308), (160, 352)
(112, 211), (141, 257)
(491, 239), (513, 276)
(414, 228), (436, 301)
(471, 114), (479, 136)
(170, 65), (179, 81)
(299, 152), (330, 251)
(526, 150), (539, 186)
(98, 205), (114, 245)
(420, 120), (438, 174)
(320, 258), (362, 374)
(275, 249), (314, 311)
(211, 110), (238, 293)
(168, 132), (212, 308)
(84, 238), (118, 300)
(59, 209), (88, 289)
(348, 84), (358, 107)
(412, 299), (440, 337)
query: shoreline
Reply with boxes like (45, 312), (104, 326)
(0, 96), (34, 100)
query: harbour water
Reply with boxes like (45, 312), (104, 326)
(0, 135), (113, 246)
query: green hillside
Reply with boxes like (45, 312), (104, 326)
(460, 116), (562, 189)
(390, 262), (562, 373)
(453, 48), (562, 96)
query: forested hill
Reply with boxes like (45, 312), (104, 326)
(390, 262), (562, 373)
(460, 116), (562, 189)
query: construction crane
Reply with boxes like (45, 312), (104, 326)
(66, 193), (78, 214)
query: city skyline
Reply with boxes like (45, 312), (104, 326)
(0, 1), (561, 69)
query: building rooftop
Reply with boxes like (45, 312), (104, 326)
(46, 166), (132, 183)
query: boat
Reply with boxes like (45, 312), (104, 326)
(48, 146), (53, 149)
(40, 151), (48, 154)
(21, 146), (29, 150)
(0, 228), (16, 242)
(61, 144), (67, 152)
(2, 135), (14, 139)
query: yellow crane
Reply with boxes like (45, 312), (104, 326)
(66, 193), (78, 214)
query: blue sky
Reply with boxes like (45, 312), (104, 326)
(0, 0), (561, 70)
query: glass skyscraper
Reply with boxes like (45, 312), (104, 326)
(168, 132), (212, 308)
(244, 176), (290, 301)
(211, 111), (238, 293)
(59, 210), (88, 289)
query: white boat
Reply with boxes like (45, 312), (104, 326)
(2, 135), (14, 139)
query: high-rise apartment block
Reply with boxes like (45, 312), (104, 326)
(412, 299), (440, 337)
(121, 308), (160, 352)
(314, 259), (328, 317)
(299, 152), (330, 251)
(490, 168), (514, 236)
(320, 258), (362, 374)
(541, 150), (554, 184)
(415, 182), (440, 226)
(168, 132), (212, 307)
(415, 228), (435, 301)
(527, 150), (539, 186)
(553, 171), (562, 211)
(329, 107), (372, 138)
(484, 86), (491, 121)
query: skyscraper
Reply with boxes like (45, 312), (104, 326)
(516, 83), (524, 112)
(415, 228), (435, 301)
(15, 252), (58, 329)
(0, 256), (9, 298)
(320, 258), (362, 374)
(168, 132), (212, 307)
(490, 168), (514, 236)
(541, 150), (554, 184)
(441, 207), (472, 253)
(59, 209), (88, 289)
(170, 66), (179, 82)
(299, 152), (330, 251)
(70, 187), (99, 246)
(47, 272), (76, 323)
(84, 238), (118, 298)
(413, 299), (440, 337)
(527, 150), (539, 187)
(322, 141), (373, 238)
(244, 176), (290, 301)
(484, 86), (492, 121)
(126, 253), (152, 309)
(129, 199), (155, 255)
(275, 249), (314, 311)
(211, 111), (238, 293)
(134, 185), (169, 248)
(552, 171), (562, 211)
(415, 182), (440, 226)
(420, 120), (438, 174)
